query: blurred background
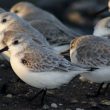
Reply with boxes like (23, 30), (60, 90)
(1, 0), (109, 34)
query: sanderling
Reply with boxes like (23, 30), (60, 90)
(0, 12), (52, 62)
(10, 2), (81, 48)
(93, 16), (110, 38)
(0, 12), (49, 46)
(0, 32), (96, 105)
(70, 35), (110, 96)
(0, 8), (10, 61)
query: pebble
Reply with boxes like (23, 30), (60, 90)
(71, 99), (78, 103)
(81, 101), (87, 104)
(90, 101), (97, 106)
(47, 90), (55, 95)
(6, 94), (13, 98)
(42, 104), (49, 109)
(73, 85), (76, 87)
(59, 103), (63, 106)
(51, 103), (58, 108)
(0, 64), (5, 67)
(102, 83), (108, 88)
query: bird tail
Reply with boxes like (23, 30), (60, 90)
(88, 67), (99, 71)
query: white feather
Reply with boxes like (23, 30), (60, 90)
(70, 48), (78, 64)
(53, 45), (69, 54)
(82, 66), (110, 83)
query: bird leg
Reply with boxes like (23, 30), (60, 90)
(28, 88), (47, 106)
(40, 89), (47, 106)
(87, 82), (104, 97)
(102, 83), (110, 95)
(94, 82), (105, 96)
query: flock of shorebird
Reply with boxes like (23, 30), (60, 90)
(0, 1), (110, 106)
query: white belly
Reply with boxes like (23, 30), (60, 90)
(82, 67), (110, 83)
(10, 56), (79, 89)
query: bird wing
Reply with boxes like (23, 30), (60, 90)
(76, 37), (110, 67)
(22, 44), (86, 73)
(30, 20), (79, 45)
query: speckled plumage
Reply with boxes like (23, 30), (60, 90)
(30, 20), (75, 46)
(71, 35), (110, 67)
(10, 2), (81, 46)
(20, 45), (83, 72)
(2, 31), (86, 72)
(0, 32), (93, 89)
(70, 35), (110, 83)
(0, 12), (49, 47)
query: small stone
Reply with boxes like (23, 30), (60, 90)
(73, 85), (76, 87)
(81, 101), (87, 104)
(59, 103), (63, 106)
(90, 101), (97, 106)
(101, 100), (110, 105)
(6, 94), (12, 98)
(42, 104), (49, 109)
(90, 81), (93, 84)
(79, 76), (87, 82)
(51, 103), (58, 108)
(102, 84), (108, 88)
(47, 90), (55, 95)
(76, 108), (84, 110)
(71, 99), (78, 103)
(0, 64), (5, 67)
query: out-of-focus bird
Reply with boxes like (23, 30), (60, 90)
(93, 17), (110, 38)
(0, 8), (10, 61)
(10, 2), (81, 48)
(64, 0), (107, 26)
(0, 12), (50, 61)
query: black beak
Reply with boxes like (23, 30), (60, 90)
(93, 7), (108, 17)
(0, 46), (8, 53)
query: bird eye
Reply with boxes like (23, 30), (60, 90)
(13, 40), (19, 45)
(21, 59), (27, 64)
(1, 18), (7, 23)
(14, 10), (19, 13)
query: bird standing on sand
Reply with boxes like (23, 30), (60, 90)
(70, 35), (110, 96)
(0, 31), (96, 105)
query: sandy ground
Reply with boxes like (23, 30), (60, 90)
(0, 61), (110, 110)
